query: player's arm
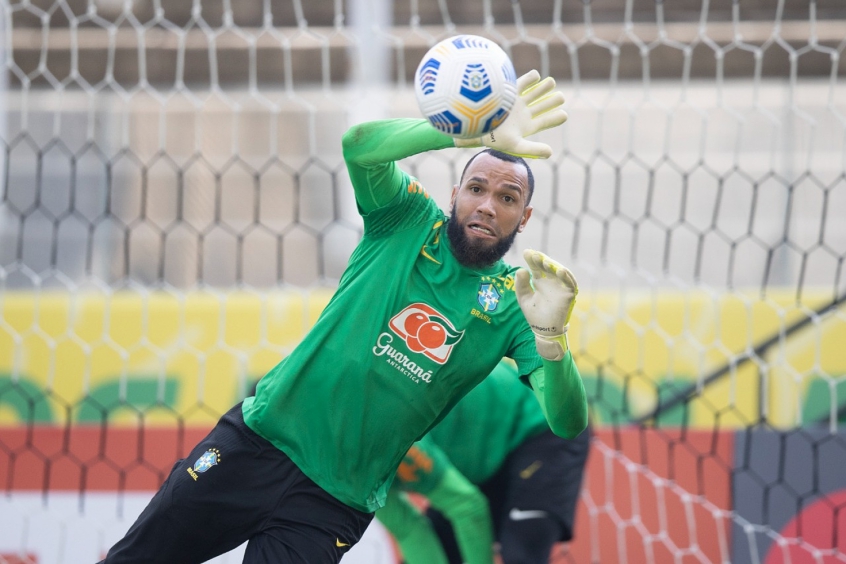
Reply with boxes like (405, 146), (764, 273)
(376, 488), (449, 564)
(341, 119), (455, 214)
(526, 356), (587, 439)
(393, 439), (495, 564)
(341, 70), (568, 214)
(516, 250), (588, 439)
(425, 465), (495, 564)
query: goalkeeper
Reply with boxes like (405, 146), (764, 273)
(378, 360), (591, 564)
(101, 70), (588, 564)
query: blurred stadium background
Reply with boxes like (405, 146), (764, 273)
(0, 0), (844, 562)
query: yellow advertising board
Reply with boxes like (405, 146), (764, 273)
(0, 289), (843, 429)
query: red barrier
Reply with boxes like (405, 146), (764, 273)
(0, 424), (213, 492)
(1, 425), (734, 564)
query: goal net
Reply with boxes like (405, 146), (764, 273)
(1, 0), (844, 562)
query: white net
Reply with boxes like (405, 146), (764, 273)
(0, 0), (845, 562)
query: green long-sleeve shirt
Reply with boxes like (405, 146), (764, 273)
(243, 119), (585, 513)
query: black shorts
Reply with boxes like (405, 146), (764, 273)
(481, 426), (591, 542)
(101, 403), (373, 564)
(427, 426), (591, 563)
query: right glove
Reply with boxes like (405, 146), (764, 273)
(514, 249), (578, 361)
(455, 70), (568, 159)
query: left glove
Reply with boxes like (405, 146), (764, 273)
(514, 249), (578, 361)
(455, 70), (568, 159)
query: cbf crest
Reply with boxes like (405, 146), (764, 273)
(187, 448), (221, 481)
(478, 282), (501, 312)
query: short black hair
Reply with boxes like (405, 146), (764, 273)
(459, 149), (535, 204)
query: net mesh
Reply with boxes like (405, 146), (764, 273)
(1, 0), (845, 562)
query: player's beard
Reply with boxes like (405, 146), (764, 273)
(446, 208), (520, 269)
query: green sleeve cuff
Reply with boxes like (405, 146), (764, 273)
(528, 352), (588, 439)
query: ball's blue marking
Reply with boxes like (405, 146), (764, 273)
(452, 35), (490, 50)
(459, 63), (493, 103)
(428, 110), (463, 136)
(483, 108), (510, 134)
(417, 58), (441, 95)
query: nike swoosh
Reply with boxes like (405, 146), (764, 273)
(509, 508), (548, 521)
(420, 245), (441, 264)
(336, 539), (350, 547)
(419, 222), (443, 264)
(519, 460), (542, 479)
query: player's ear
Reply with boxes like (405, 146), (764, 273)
(517, 205), (533, 233)
(449, 184), (459, 210)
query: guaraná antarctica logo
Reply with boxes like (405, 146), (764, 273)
(372, 303), (465, 384)
(388, 303), (464, 364)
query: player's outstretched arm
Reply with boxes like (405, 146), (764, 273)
(376, 488), (450, 564)
(515, 250), (588, 439)
(455, 70), (568, 159)
(342, 119), (455, 214)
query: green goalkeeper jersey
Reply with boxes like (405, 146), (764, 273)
(241, 119), (543, 513)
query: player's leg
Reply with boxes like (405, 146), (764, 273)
(498, 516), (561, 563)
(422, 507), (464, 564)
(487, 426), (592, 564)
(101, 403), (298, 563)
(242, 467), (373, 564)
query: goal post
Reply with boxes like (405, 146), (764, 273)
(1, 1), (845, 562)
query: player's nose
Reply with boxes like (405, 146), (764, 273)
(475, 194), (496, 217)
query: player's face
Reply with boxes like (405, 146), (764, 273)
(447, 153), (533, 268)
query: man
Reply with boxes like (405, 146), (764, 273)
(377, 360), (591, 564)
(101, 70), (587, 563)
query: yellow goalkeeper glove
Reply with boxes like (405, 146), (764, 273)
(455, 70), (568, 159)
(514, 249), (578, 361)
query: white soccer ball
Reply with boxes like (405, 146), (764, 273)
(414, 35), (517, 139)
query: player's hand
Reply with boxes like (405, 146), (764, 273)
(455, 70), (568, 159)
(515, 249), (578, 361)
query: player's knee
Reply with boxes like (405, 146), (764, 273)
(499, 517), (562, 564)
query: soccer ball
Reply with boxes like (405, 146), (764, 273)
(414, 35), (517, 139)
